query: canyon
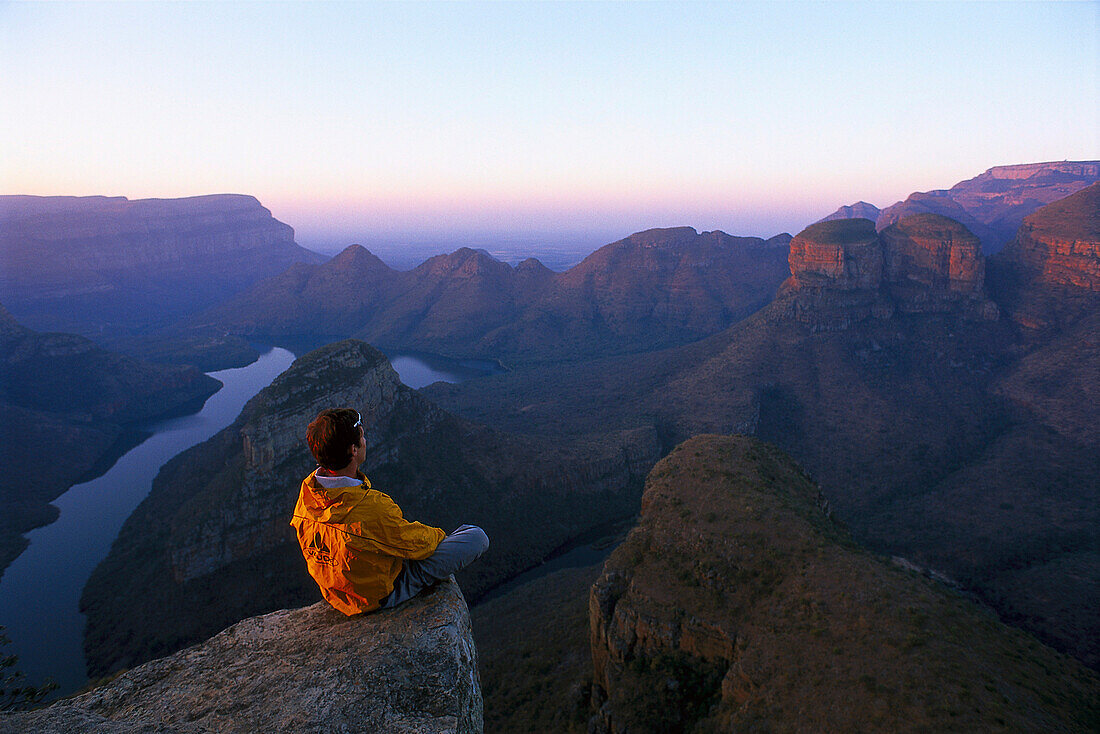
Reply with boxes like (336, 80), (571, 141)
(0, 305), (220, 575)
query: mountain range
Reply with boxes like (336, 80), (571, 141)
(820, 160), (1098, 254)
(426, 185), (1100, 667)
(193, 227), (793, 365)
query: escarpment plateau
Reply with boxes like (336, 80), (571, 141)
(876, 160), (1100, 252)
(81, 339), (655, 678)
(194, 226), (792, 364)
(588, 435), (1098, 732)
(5, 580), (482, 734)
(0, 194), (323, 335)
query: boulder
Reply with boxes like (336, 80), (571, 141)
(3, 580), (482, 734)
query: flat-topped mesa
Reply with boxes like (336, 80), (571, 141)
(787, 218), (882, 289)
(780, 215), (997, 327)
(780, 218), (891, 328)
(880, 213), (998, 318)
(2, 580), (482, 734)
(1002, 182), (1100, 292)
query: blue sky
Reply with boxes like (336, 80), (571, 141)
(1, 1), (1096, 252)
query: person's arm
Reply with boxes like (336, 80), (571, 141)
(357, 494), (445, 560)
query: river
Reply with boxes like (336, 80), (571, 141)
(0, 346), (487, 698)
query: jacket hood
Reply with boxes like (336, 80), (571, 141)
(300, 470), (372, 524)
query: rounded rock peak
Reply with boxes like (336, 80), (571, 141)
(884, 213), (980, 243)
(795, 217), (878, 246)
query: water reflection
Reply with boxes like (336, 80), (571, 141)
(0, 347), (295, 697)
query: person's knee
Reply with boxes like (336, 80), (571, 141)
(469, 526), (489, 555)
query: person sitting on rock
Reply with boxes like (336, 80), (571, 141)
(291, 407), (489, 615)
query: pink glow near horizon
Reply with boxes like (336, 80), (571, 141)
(2, 2), (1096, 250)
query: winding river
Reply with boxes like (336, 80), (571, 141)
(0, 346), (486, 698)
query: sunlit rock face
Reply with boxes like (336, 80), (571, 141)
(880, 213), (996, 318)
(1002, 182), (1100, 292)
(2, 580), (482, 734)
(787, 218), (882, 290)
(780, 215), (997, 327)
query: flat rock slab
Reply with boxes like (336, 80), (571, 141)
(1, 579), (482, 734)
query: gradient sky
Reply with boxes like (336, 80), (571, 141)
(1, 1), (1097, 253)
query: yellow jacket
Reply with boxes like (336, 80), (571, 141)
(290, 470), (445, 615)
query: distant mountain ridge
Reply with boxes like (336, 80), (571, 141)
(195, 226), (792, 364)
(875, 160), (1099, 253)
(0, 194), (324, 336)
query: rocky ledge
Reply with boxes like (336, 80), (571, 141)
(2, 580), (483, 734)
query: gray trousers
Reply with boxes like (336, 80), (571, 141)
(379, 525), (489, 609)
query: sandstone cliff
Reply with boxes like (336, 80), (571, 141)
(0, 194), (324, 335)
(779, 215), (997, 328)
(986, 182), (1099, 335)
(589, 435), (1098, 732)
(195, 226), (791, 364)
(876, 160), (1099, 253)
(81, 339), (653, 678)
(3, 579), (482, 734)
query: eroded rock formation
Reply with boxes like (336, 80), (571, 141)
(780, 215), (998, 328)
(2, 580), (482, 734)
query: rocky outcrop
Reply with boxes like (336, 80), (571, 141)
(815, 200), (881, 223)
(780, 215), (998, 328)
(196, 227), (791, 364)
(880, 213), (997, 317)
(3, 580), (482, 734)
(81, 339), (653, 679)
(989, 182), (1100, 331)
(589, 435), (1099, 732)
(0, 194), (324, 335)
(877, 160), (1100, 253)
(1000, 182), (1099, 292)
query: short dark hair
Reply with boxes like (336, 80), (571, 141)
(307, 408), (362, 471)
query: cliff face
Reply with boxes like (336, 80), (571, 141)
(989, 182), (1100, 332)
(0, 194), (323, 334)
(1000, 182), (1099, 292)
(589, 435), (1099, 732)
(876, 160), (1100, 253)
(196, 226), (791, 364)
(81, 339), (653, 679)
(4, 580), (482, 734)
(780, 215), (997, 328)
